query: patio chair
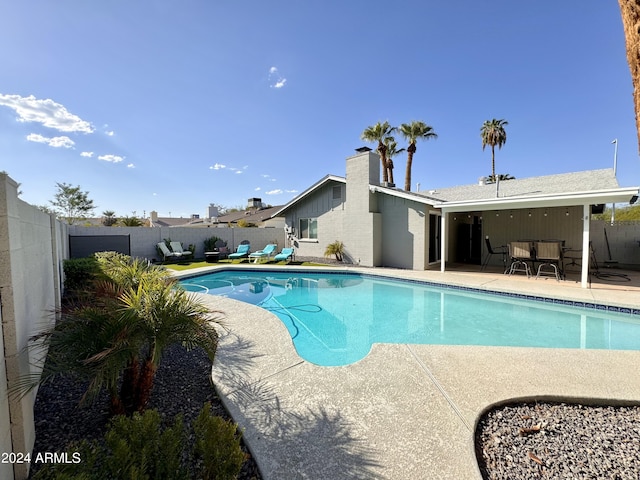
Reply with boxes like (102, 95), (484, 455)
(170, 241), (193, 259)
(508, 241), (534, 278)
(481, 236), (507, 272)
(248, 244), (278, 263)
(535, 241), (563, 281)
(228, 241), (251, 260)
(214, 239), (230, 259)
(157, 242), (180, 262)
(273, 247), (295, 263)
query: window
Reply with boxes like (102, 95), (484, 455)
(332, 185), (342, 200)
(299, 218), (318, 239)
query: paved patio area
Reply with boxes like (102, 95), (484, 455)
(176, 265), (640, 480)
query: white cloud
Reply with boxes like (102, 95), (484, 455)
(26, 133), (74, 148)
(106, 130), (115, 136)
(80, 151), (94, 157)
(285, 189), (298, 193)
(255, 187), (261, 191)
(266, 189), (283, 195)
(210, 163), (226, 170)
(268, 67), (287, 89)
(127, 163), (135, 168)
(0, 94), (94, 133)
(98, 154), (124, 163)
(261, 174), (270, 178)
(235, 170), (243, 174)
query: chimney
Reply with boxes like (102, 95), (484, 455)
(478, 176), (487, 186)
(150, 210), (158, 222)
(247, 197), (262, 210)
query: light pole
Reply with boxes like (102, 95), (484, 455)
(611, 139), (618, 225)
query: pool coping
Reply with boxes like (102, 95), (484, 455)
(172, 265), (640, 479)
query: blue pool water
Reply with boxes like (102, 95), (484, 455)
(180, 270), (640, 366)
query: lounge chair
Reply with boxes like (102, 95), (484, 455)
(248, 244), (278, 263)
(157, 242), (180, 262)
(273, 247), (295, 263)
(170, 241), (193, 259)
(228, 242), (251, 260)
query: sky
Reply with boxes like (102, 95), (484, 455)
(0, 1), (637, 219)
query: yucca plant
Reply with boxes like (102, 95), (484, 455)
(324, 241), (345, 262)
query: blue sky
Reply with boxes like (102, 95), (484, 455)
(0, 1), (637, 218)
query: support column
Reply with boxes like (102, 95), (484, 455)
(440, 213), (447, 272)
(581, 204), (590, 288)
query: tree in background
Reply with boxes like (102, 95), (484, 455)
(384, 137), (405, 187)
(50, 182), (95, 225)
(480, 119), (509, 182)
(361, 121), (395, 184)
(102, 210), (118, 226)
(618, 0), (640, 152)
(120, 215), (144, 227)
(398, 121), (438, 191)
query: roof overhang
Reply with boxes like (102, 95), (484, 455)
(438, 187), (640, 213)
(369, 185), (442, 206)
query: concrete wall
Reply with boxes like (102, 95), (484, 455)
(591, 220), (640, 268)
(0, 174), (66, 480)
(68, 225), (287, 261)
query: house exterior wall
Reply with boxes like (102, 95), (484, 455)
(0, 174), (65, 480)
(449, 205), (587, 268)
(283, 182), (346, 259)
(378, 195), (428, 269)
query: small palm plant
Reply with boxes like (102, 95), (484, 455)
(324, 241), (345, 262)
(18, 254), (221, 416)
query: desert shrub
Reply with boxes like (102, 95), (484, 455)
(32, 405), (243, 480)
(193, 402), (245, 480)
(63, 257), (100, 292)
(204, 236), (222, 251)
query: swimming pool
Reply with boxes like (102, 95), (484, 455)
(180, 270), (640, 366)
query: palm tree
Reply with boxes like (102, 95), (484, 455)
(384, 137), (405, 187)
(19, 255), (220, 416)
(480, 119), (509, 182)
(102, 210), (117, 226)
(618, 1), (640, 152)
(361, 121), (395, 184)
(398, 121), (438, 191)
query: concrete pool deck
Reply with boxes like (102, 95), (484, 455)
(175, 265), (640, 480)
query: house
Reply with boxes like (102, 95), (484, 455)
(148, 199), (285, 228)
(274, 149), (639, 288)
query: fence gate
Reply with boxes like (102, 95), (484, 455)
(69, 235), (131, 258)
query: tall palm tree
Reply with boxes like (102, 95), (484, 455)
(398, 121), (438, 191)
(480, 119), (509, 182)
(618, 0), (640, 152)
(384, 137), (405, 187)
(361, 121), (395, 184)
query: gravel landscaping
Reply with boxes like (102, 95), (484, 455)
(30, 344), (261, 479)
(476, 401), (640, 479)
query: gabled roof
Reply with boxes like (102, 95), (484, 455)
(272, 174), (346, 217)
(216, 205), (283, 224)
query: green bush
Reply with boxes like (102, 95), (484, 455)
(63, 257), (100, 292)
(194, 402), (245, 480)
(32, 405), (244, 480)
